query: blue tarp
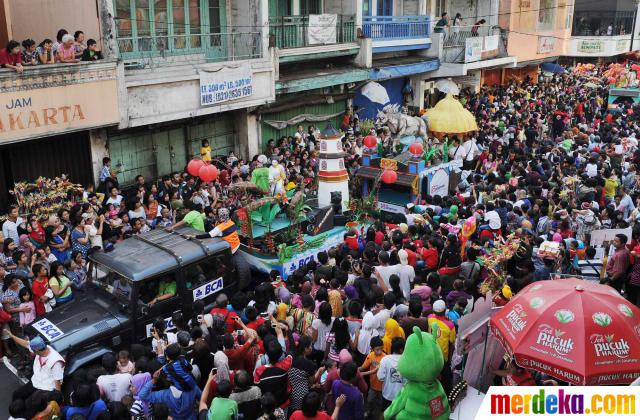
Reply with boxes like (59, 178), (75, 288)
(541, 62), (566, 74)
(354, 78), (405, 121)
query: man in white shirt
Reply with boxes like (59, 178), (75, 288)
(10, 335), (64, 402)
(377, 337), (407, 408)
(449, 137), (466, 161)
(2, 205), (23, 244)
(462, 137), (479, 169)
(96, 353), (132, 402)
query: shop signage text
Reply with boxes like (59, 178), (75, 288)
(578, 39), (604, 53)
(0, 78), (119, 143)
(200, 63), (254, 106)
(1, 98), (86, 132)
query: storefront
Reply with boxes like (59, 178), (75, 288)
(259, 92), (348, 150)
(0, 61), (119, 209)
(108, 113), (236, 186)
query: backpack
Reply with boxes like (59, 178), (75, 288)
(210, 309), (230, 336)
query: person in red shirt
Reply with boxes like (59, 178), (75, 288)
(421, 238), (439, 271)
(209, 294), (239, 334)
(31, 264), (50, 316)
(290, 391), (346, 420)
(222, 319), (259, 372)
(0, 40), (23, 73)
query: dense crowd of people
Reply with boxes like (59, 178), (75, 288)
(3, 62), (640, 419)
(0, 28), (103, 73)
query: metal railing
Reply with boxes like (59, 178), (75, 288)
(268, 15), (356, 49)
(572, 10), (635, 37)
(362, 15), (430, 40)
(443, 24), (491, 47)
(441, 25), (507, 63)
(116, 31), (262, 63)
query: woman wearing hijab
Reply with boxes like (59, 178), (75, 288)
(129, 372), (152, 418)
(382, 318), (405, 355)
(202, 350), (232, 406)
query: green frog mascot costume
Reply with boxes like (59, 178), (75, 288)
(384, 326), (450, 420)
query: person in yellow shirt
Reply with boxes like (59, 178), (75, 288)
(427, 299), (456, 392)
(200, 139), (212, 163)
(604, 169), (619, 202)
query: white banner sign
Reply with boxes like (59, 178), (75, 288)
(483, 35), (499, 52)
(465, 37), (483, 62)
(200, 63), (253, 106)
(145, 316), (176, 338)
(32, 318), (64, 341)
(589, 228), (632, 247)
(285, 232), (345, 275)
(377, 201), (407, 214)
(192, 277), (224, 300)
(308, 14), (337, 45)
(537, 36), (555, 53)
(429, 168), (450, 197)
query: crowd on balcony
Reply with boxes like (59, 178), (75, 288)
(0, 29), (103, 73)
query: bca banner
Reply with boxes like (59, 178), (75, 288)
(308, 14), (337, 45)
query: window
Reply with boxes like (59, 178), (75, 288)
(377, 0), (392, 16)
(185, 255), (229, 290)
(434, 0), (446, 21)
(114, 0), (225, 58)
(538, 0), (555, 30)
(301, 0), (322, 15)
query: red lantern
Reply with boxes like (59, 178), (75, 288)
(408, 142), (424, 156)
(381, 170), (397, 184)
(198, 163), (218, 182)
(187, 159), (205, 177)
(363, 135), (377, 149)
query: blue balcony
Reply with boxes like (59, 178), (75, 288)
(362, 15), (431, 53)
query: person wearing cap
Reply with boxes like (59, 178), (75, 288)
(10, 333), (65, 402)
(426, 300), (455, 362)
(192, 208), (240, 254)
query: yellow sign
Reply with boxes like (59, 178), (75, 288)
(0, 79), (119, 143)
(380, 158), (398, 171)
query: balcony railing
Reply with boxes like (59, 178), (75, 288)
(362, 15), (431, 40)
(572, 10), (635, 36)
(269, 15), (356, 49)
(442, 25), (507, 63)
(116, 31), (262, 64)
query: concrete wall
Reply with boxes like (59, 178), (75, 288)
(6, 0), (101, 48)
(232, 0), (260, 29)
(325, 0), (356, 15)
(89, 128), (109, 185)
(121, 55), (276, 128)
(504, 0), (572, 62)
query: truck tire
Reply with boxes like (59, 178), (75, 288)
(234, 252), (252, 291)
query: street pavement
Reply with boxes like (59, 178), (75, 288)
(0, 358), (26, 415)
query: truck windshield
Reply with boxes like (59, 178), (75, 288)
(90, 263), (134, 304)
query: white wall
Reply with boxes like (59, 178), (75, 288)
(121, 57), (276, 128)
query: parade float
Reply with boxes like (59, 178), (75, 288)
(355, 92), (478, 216)
(233, 125), (357, 280)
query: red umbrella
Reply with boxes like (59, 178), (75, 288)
(490, 278), (640, 385)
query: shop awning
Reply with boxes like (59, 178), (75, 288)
(356, 167), (417, 187)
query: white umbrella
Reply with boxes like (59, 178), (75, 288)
(435, 79), (460, 96)
(361, 82), (390, 104)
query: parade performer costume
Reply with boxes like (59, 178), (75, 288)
(250, 155), (270, 194)
(268, 160), (286, 196)
(384, 326), (450, 420)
